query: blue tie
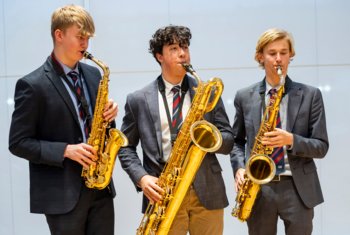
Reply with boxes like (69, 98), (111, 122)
(68, 71), (89, 138)
(269, 88), (285, 174)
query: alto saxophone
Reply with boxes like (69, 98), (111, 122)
(231, 66), (285, 221)
(136, 64), (223, 235)
(81, 51), (128, 190)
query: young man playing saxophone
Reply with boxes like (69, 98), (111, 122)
(9, 5), (118, 235)
(118, 25), (234, 235)
(230, 28), (329, 235)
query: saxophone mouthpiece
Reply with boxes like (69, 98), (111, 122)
(82, 51), (93, 60)
(182, 63), (195, 74)
(276, 65), (285, 85)
(276, 66), (282, 76)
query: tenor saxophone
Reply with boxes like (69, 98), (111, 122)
(136, 64), (223, 235)
(231, 66), (285, 221)
(81, 51), (128, 190)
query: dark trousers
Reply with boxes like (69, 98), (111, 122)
(45, 185), (114, 235)
(247, 177), (314, 235)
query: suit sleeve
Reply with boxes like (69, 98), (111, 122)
(8, 78), (67, 167)
(230, 91), (247, 175)
(212, 97), (234, 154)
(288, 88), (329, 158)
(118, 94), (148, 189)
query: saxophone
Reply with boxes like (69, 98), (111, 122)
(231, 66), (285, 221)
(136, 64), (223, 235)
(81, 51), (128, 190)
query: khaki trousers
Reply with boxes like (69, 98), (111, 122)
(168, 186), (224, 235)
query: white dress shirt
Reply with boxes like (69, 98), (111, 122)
(158, 77), (191, 161)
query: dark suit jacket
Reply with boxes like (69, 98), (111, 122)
(230, 76), (329, 208)
(118, 75), (234, 212)
(8, 56), (115, 214)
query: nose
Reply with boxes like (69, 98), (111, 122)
(276, 53), (282, 62)
(178, 47), (186, 57)
(81, 37), (89, 48)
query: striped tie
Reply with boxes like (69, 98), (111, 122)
(68, 71), (89, 138)
(269, 88), (285, 174)
(171, 85), (183, 130)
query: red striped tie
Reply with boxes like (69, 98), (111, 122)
(171, 85), (182, 130)
(68, 71), (89, 138)
(269, 88), (285, 174)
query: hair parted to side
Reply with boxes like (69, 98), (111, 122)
(149, 25), (192, 64)
(51, 4), (95, 42)
(255, 28), (295, 68)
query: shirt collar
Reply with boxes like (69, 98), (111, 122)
(162, 76), (182, 96)
(265, 80), (282, 97)
(57, 59), (79, 77)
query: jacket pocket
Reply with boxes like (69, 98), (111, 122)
(211, 161), (222, 173)
(303, 160), (317, 174)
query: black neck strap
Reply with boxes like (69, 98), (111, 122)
(157, 75), (188, 145)
(50, 53), (92, 126)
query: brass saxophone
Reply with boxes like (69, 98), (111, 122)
(231, 66), (285, 221)
(136, 64), (223, 235)
(81, 51), (128, 190)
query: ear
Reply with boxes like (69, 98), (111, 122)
(54, 29), (64, 43)
(156, 53), (163, 64)
(257, 53), (264, 64)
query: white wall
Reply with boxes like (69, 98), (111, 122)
(1, 0), (349, 234)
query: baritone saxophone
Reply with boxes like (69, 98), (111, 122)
(81, 51), (128, 190)
(231, 66), (285, 221)
(136, 64), (223, 235)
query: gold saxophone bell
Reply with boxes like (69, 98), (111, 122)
(246, 154), (276, 185)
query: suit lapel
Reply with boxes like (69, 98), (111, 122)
(286, 77), (303, 132)
(79, 63), (98, 112)
(144, 80), (163, 157)
(252, 80), (266, 134)
(44, 57), (80, 127)
(187, 75), (196, 101)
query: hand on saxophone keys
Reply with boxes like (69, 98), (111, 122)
(139, 175), (165, 204)
(103, 99), (118, 122)
(261, 128), (293, 148)
(234, 168), (246, 192)
(63, 143), (98, 169)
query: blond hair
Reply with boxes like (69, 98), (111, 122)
(255, 28), (295, 67)
(51, 4), (95, 42)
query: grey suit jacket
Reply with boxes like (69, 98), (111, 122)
(9, 56), (116, 214)
(119, 75), (234, 212)
(230, 76), (329, 208)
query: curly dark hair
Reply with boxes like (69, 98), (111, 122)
(149, 25), (192, 64)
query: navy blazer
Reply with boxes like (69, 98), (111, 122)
(119, 75), (234, 212)
(230, 76), (329, 208)
(9, 56), (116, 214)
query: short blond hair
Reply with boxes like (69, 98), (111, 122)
(51, 4), (95, 42)
(255, 28), (295, 67)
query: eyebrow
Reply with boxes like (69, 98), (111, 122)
(267, 48), (289, 52)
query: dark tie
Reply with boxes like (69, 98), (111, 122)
(68, 71), (89, 138)
(171, 85), (183, 130)
(268, 88), (285, 174)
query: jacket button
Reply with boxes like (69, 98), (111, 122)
(78, 137), (82, 142)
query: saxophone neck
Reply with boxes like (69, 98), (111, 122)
(182, 63), (201, 85)
(83, 51), (110, 77)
